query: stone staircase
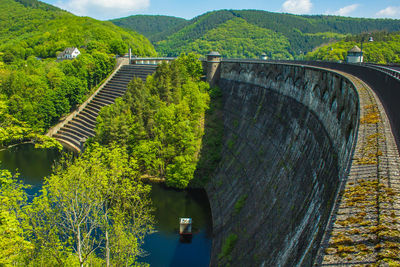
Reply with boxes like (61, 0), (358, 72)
(50, 64), (157, 152)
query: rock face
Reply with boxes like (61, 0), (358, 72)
(206, 62), (359, 266)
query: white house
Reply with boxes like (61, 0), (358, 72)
(347, 45), (363, 63)
(57, 47), (81, 60)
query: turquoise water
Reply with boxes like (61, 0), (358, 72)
(0, 144), (212, 266)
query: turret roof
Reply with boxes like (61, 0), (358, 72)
(348, 45), (362, 53)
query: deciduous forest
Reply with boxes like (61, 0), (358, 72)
(0, 0), (156, 150)
(305, 31), (400, 63)
(113, 9), (400, 59)
(94, 54), (211, 188)
(1, 0), (400, 265)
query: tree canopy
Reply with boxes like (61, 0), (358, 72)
(0, 143), (154, 266)
(0, 0), (156, 59)
(95, 54), (210, 188)
(111, 15), (188, 43)
(305, 31), (400, 64)
(112, 9), (400, 58)
(0, 0), (157, 150)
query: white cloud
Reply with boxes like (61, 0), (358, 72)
(56, 0), (150, 19)
(330, 4), (360, 16)
(282, 0), (312, 14)
(376, 6), (400, 18)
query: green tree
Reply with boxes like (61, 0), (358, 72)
(95, 54), (210, 188)
(0, 169), (33, 265)
(33, 144), (154, 266)
(109, 39), (128, 56)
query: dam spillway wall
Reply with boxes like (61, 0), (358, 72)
(205, 62), (360, 266)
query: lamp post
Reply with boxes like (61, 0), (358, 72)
(360, 33), (373, 63)
(360, 33), (373, 53)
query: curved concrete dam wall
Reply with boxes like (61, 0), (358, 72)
(205, 62), (360, 266)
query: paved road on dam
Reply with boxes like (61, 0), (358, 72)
(316, 70), (400, 266)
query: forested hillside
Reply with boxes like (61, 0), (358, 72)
(113, 10), (400, 58)
(305, 31), (400, 64)
(94, 54), (210, 188)
(0, 0), (156, 150)
(158, 17), (292, 59)
(111, 15), (188, 43)
(0, 0), (156, 59)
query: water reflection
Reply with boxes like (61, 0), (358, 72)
(0, 144), (61, 196)
(0, 145), (213, 266)
(141, 183), (212, 267)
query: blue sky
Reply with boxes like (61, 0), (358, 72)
(42, 0), (400, 20)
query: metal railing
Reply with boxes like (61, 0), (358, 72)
(364, 63), (400, 80)
(130, 57), (176, 65)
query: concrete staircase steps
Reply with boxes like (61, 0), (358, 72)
(79, 110), (98, 122)
(80, 108), (98, 119)
(83, 107), (100, 118)
(86, 102), (102, 111)
(97, 91), (125, 98)
(57, 129), (88, 142)
(93, 93), (116, 103)
(90, 99), (109, 108)
(73, 116), (96, 129)
(76, 114), (97, 126)
(99, 85), (126, 92)
(107, 81), (130, 87)
(116, 72), (152, 77)
(114, 74), (150, 80)
(53, 133), (82, 149)
(92, 97), (114, 106)
(84, 105), (101, 116)
(110, 76), (134, 82)
(104, 85), (128, 91)
(52, 64), (157, 152)
(67, 121), (96, 136)
(64, 123), (95, 137)
(96, 91), (124, 100)
(100, 86), (126, 93)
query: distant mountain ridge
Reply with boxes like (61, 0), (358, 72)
(111, 15), (188, 43)
(111, 10), (400, 58)
(14, 0), (61, 11)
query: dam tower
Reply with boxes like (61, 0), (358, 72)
(206, 51), (222, 86)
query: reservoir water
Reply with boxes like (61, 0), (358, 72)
(0, 144), (212, 266)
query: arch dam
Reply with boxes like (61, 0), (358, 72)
(47, 56), (400, 266)
(203, 58), (400, 266)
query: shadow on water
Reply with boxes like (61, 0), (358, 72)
(140, 183), (212, 267)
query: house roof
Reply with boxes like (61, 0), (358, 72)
(65, 47), (78, 54)
(348, 45), (362, 53)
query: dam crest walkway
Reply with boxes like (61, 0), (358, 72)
(315, 69), (400, 266)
